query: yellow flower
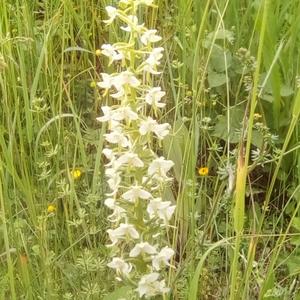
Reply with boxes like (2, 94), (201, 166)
(253, 113), (262, 120)
(90, 81), (96, 88)
(47, 204), (56, 213)
(70, 169), (82, 179)
(198, 167), (209, 176)
(95, 49), (101, 56)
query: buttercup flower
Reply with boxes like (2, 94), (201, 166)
(95, 49), (101, 56)
(70, 169), (82, 179)
(90, 81), (97, 88)
(47, 204), (56, 213)
(198, 166), (209, 176)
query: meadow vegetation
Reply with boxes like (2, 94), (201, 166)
(1, 0), (300, 299)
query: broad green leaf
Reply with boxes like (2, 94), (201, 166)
(212, 108), (263, 147)
(291, 217), (300, 231)
(207, 71), (227, 87)
(280, 84), (294, 97)
(210, 46), (232, 72)
(290, 236), (300, 246)
(205, 29), (234, 45)
(285, 255), (300, 274)
(213, 109), (244, 143)
(260, 93), (274, 103)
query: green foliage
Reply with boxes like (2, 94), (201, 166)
(2, 0), (300, 299)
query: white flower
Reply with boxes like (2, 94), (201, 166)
(100, 1), (176, 286)
(96, 106), (113, 122)
(122, 185), (152, 202)
(153, 123), (170, 139)
(111, 71), (141, 98)
(105, 167), (118, 178)
(143, 47), (164, 74)
(129, 242), (157, 257)
(107, 223), (139, 245)
(107, 257), (132, 275)
(141, 29), (162, 45)
(97, 73), (114, 89)
(101, 44), (123, 63)
(147, 47), (164, 65)
(117, 71), (140, 87)
(105, 129), (130, 148)
(139, 117), (157, 135)
(104, 197), (126, 222)
(105, 167), (121, 193)
(145, 87), (166, 108)
(102, 148), (115, 162)
(98, 71), (140, 98)
(107, 172), (121, 192)
(121, 15), (144, 33)
(137, 273), (170, 298)
(116, 152), (144, 168)
(104, 198), (116, 209)
(97, 106), (138, 123)
(152, 247), (175, 270)
(148, 156), (174, 177)
(104, 6), (118, 25)
(147, 198), (176, 222)
(108, 205), (126, 223)
(113, 106), (138, 121)
(139, 117), (170, 139)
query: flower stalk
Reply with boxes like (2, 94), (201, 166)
(97, 0), (176, 298)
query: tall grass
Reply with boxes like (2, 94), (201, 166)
(1, 0), (300, 299)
